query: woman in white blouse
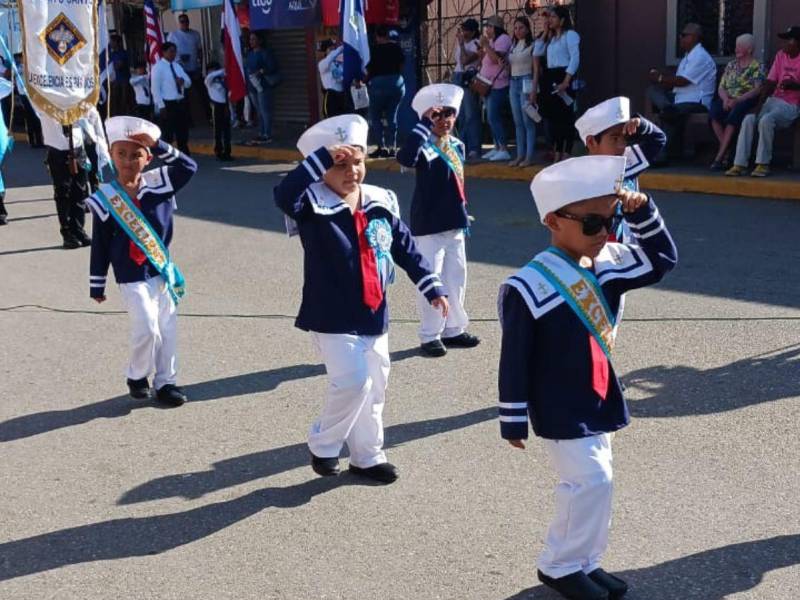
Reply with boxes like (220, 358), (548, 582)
(539, 6), (580, 162)
(507, 16), (537, 167)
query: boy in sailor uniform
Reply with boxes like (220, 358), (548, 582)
(274, 114), (449, 484)
(396, 83), (480, 358)
(498, 156), (677, 600)
(87, 116), (198, 406)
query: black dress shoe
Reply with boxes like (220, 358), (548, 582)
(62, 235), (81, 249)
(588, 569), (628, 599)
(369, 147), (386, 159)
(155, 384), (187, 407)
(0, 214), (7, 226)
(420, 340), (447, 357)
(537, 570), (609, 600)
(442, 332), (481, 348)
(75, 231), (92, 247)
(349, 462), (399, 484)
(311, 453), (340, 477)
(127, 377), (151, 399)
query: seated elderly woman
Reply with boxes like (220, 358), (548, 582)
(709, 34), (766, 170)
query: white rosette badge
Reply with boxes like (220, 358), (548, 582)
(366, 218), (395, 288)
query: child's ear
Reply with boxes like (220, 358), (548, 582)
(585, 136), (597, 153)
(145, 153), (153, 165)
(543, 213), (560, 233)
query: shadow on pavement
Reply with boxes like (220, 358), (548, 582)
(624, 343), (800, 418)
(0, 348), (419, 444)
(118, 406), (496, 505)
(0, 406), (496, 582)
(504, 534), (800, 600)
(0, 245), (63, 257)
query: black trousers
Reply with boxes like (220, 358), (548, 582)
(46, 148), (89, 239)
(323, 89), (349, 118)
(646, 85), (707, 159)
(540, 67), (577, 155)
(212, 101), (231, 157)
(134, 104), (153, 120)
(161, 99), (191, 155)
(22, 97), (44, 147)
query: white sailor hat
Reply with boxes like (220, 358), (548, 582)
(412, 83), (464, 118)
(296, 114), (369, 157)
(531, 155), (626, 223)
(105, 116), (161, 150)
(575, 96), (630, 144)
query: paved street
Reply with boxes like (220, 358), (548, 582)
(1, 143), (800, 599)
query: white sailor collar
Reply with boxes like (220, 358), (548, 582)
(305, 182), (400, 218)
(420, 136), (465, 164)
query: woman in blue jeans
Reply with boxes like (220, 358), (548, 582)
(245, 32), (279, 144)
(366, 26), (406, 158)
(507, 16), (537, 166)
(478, 16), (512, 162)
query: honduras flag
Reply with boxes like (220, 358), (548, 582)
(340, 0), (370, 90)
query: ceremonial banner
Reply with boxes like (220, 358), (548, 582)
(249, 0), (320, 30)
(18, 0), (100, 125)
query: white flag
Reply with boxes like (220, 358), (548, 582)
(18, 0), (100, 124)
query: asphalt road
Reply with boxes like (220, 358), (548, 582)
(1, 144), (799, 599)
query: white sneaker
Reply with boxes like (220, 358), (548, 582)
(490, 150), (511, 161)
(481, 149), (498, 160)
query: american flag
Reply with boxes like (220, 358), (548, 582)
(144, 0), (163, 65)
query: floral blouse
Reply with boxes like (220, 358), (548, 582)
(720, 58), (766, 98)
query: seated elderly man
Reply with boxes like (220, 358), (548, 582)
(647, 23), (718, 163)
(727, 26), (800, 178)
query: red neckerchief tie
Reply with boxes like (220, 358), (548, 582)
(589, 336), (609, 401)
(353, 210), (383, 311)
(129, 194), (147, 266)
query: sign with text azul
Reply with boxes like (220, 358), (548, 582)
(249, 0), (320, 30)
(171, 0), (223, 9)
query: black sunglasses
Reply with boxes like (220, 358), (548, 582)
(431, 107), (457, 120)
(555, 210), (622, 236)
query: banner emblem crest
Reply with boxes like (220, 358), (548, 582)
(42, 13), (86, 66)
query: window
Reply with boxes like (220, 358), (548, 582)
(666, 0), (768, 65)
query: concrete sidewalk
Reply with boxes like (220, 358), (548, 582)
(190, 134), (800, 201)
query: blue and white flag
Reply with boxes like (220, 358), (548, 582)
(98, 0), (111, 104)
(340, 0), (369, 90)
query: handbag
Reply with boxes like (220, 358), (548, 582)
(469, 59), (507, 97)
(461, 68), (478, 88)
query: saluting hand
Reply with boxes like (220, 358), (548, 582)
(431, 296), (449, 318)
(328, 144), (360, 164)
(129, 132), (157, 148)
(618, 189), (648, 213)
(622, 118), (641, 137)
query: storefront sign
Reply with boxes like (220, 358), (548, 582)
(249, 0), (320, 30)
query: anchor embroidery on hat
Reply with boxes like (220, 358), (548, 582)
(334, 127), (348, 142)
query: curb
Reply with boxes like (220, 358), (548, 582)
(193, 141), (800, 201)
(14, 133), (799, 200)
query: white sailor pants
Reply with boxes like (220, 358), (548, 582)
(118, 276), (178, 390)
(734, 97), (800, 167)
(308, 333), (390, 468)
(414, 229), (469, 343)
(538, 433), (614, 579)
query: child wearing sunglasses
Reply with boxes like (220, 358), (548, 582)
(397, 83), (481, 357)
(497, 155), (677, 600)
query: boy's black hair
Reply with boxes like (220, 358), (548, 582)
(161, 41), (177, 53)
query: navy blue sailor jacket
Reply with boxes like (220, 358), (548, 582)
(274, 146), (446, 336)
(86, 140), (197, 298)
(497, 198), (678, 441)
(395, 117), (470, 237)
(622, 116), (667, 190)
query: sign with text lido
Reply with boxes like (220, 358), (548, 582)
(249, 0), (320, 30)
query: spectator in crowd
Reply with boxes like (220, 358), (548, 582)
(452, 18), (482, 161)
(727, 26), (800, 178)
(366, 25), (406, 158)
(538, 5), (579, 163)
(205, 61), (232, 161)
(109, 34), (132, 116)
(708, 34), (765, 170)
(507, 15), (537, 167)
(151, 41), (192, 154)
(531, 7), (553, 154)
(647, 22), (717, 163)
(318, 38), (347, 118)
(168, 13), (209, 124)
(130, 63), (153, 120)
(245, 32), (280, 145)
(478, 15), (512, 162)
(13, 53), (43, 148)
